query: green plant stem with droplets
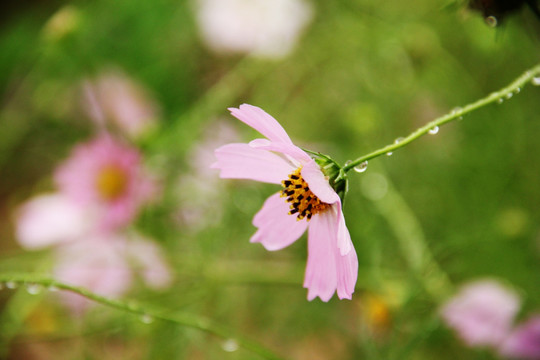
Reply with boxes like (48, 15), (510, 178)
(343, 62), (540, 173)
(0, 273), (286, 360)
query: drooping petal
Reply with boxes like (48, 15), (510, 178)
(334, 209), (358, 299)
(304, 209), (338, 302)
(229, 104), (293, 144)
(304, 206), (357, 301)
(251, 192), (308, 250)
(212, 143), (294, 184)
(249, 138), (312, 164)
(336, 203), (352, 255)
(301, 160), (340, 204)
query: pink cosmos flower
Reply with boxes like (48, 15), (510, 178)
(54, 135), (157, 231)
(211, 104), (358, 302)
(54, 233), (172, 313)
(440, 279), (521, 347)
(82, 70), (159, 139)
(500, 315), (540, 360)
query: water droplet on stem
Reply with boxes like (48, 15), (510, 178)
(428, 126), (439, 135)
(222, 339), (239, 352)
(354, 161), (368, 173)
(26, 283), (42, 295)
(532, 77), (540, 86)
(486, 16), (498, 27)
(6, 281), (17, 289)
(386, 152), (393, 156)
(140, 314), (154, 324)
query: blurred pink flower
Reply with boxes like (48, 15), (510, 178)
(195, 0), (313, 59)
(54, 135), (157, 231)
(54, 236), (133, 313)
(500, 315), (540, 360)
(440, 279), (521, 347)
(15, 193), (94, 249)
(82, 70), (159, 138)
(54, 233), (172, 313)
(212, 104), (357, 302)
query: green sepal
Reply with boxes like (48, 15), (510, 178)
(304, 150), (349, 205)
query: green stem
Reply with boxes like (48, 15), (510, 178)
(0, 273), (286, 360)
(343, 62), (540, 173)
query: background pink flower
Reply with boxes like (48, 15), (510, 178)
(15, 193), (94, 249)
(440, 279), (521, 347)
(212, 104), (358, 302)
(82, 69), (159, 139)
(54, 236), (133, 313)
(54, 135), (157, 231)
(54, 232), (172, 313)
(500, 315), (540, 360)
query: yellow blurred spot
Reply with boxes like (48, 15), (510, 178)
(95, 166), (128, 200)
(25, 306), (57, 335)
(361, 293), (391, 331)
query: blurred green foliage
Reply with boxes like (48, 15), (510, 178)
(1, 0), (540, 359)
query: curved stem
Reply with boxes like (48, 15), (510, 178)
(0, 273), (286, 360)
(343, 62), (540, 173)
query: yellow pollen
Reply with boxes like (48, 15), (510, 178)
(281, 167), (330, 221)
(95, 165), (128, 200)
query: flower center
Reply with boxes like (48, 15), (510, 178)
(281, 167), (330, 221)
(95, 165), (128, 200)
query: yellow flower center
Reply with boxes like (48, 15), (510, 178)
(95, 165), (128, 200)
(281, 167), (330, 221)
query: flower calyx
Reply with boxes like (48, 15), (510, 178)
(305, 150), (348, 204)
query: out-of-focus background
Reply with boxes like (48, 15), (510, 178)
(1, 0), (540, 359)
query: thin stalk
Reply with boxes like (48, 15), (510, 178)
(0, 273), (286, 360)
(343, 63), (540, 173)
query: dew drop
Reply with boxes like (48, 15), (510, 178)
(5, 281), (17, 289)
(497, 98), (504, 104)
(386, 152), (393, 156)
(532, 77), (540, 86)
(485, 16), (498, 27)
(515, 87), (521, 94)
(354, 161), (368, 173)
(26, 283), (42, 295)
(394, 137), (404, 144)
(506, 92), (513, 99)
(48, 285), (59, 292)
(140, 314), (154, 324)
(428, 126), (439, 135)
(222, 339), (239, 352)
(451, 107), (463, 116)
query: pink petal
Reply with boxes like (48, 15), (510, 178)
(334, 211), (358, 298)
(301, 160), (340, 205)
(229, 104), (292, 144)
(251, 192), (308, 250)
(127, 236), (173, 289)
(249, 138), (312, 164)
(212, 143), (294, 184)
(15, 193), (94, 249)
(304, 210), (338, 302)
(336, 203), (352, 255)
(304, 207), (357, 301)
